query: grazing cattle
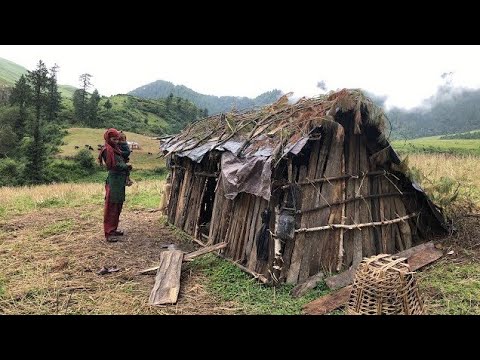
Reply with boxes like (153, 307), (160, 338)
(74, 146), (79, 149)
(148, 152), (153, 155)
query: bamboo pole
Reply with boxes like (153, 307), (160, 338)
(298, 192), (415, 214)
(281, 170), (387, 189)
(295, 213), (418, 233)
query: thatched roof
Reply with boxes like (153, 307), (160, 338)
(160, 89), (389, 164)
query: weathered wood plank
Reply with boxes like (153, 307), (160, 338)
(291, 272), (325, 298)
(299, 139), (325, 282)
(303, 286), (352, 315)
(148, 250), (184, 305)
(183, 242), (228, 261)
(408, 245), (443, 271)
(286, 163), (308, 284)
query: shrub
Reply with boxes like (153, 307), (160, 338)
(74, 149), (95, 171)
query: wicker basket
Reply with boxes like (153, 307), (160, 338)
(346, 254), (424, 315)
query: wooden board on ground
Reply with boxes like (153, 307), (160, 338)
(303, 286), (352, 315)
(291, 272), (325, 298)
(325, 241), (435, 290)
(149, 250), (184, 305)
(139, 242), (227, 274)
(304, 241), (443, 314)
(408, 245), (443, 271)
(183, 242), (227, 261)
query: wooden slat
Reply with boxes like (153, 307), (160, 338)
(148, 250), (184, 305)
(359, 135), (375, 258)
(299, 138), (326, 282)
(408, 245), (443, 271)
(291, 272), (325, 298)
(183, 242), (227, 261)
(303, 286), (352, 315)
(285, 163), (308, 284)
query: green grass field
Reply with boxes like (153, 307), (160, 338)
(59, 127), (163, 170)
(392, 135), (480, 156)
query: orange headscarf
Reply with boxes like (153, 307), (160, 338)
(98, 128), (122, 170)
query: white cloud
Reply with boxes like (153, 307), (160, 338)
(2, 45), (480, 109)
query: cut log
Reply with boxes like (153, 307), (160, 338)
(291, 272), (324, 298)
(325, 241), (437, 290)
(303, 286), (352, 315)
(183, 242), (227, 261)
(148, 250), (184, 305)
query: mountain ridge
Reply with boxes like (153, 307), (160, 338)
(129, 79), (282, 115)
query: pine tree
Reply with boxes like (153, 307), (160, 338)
(73, 73), (92, 123)
(24, 60), (49, 184)
(166, 93), (173, 111)
(9, 74), (31, 138)
(46, 64), (62, 123)
(73, 89), (85, 123)
(87, 89), (101, 126)
(103, 99), (112, 110)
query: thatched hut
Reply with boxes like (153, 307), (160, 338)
(160, 89), (448, 285)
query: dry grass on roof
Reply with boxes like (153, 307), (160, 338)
(164, 89), (390, 157)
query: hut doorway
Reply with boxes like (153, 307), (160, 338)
(197, 176), (218, 239)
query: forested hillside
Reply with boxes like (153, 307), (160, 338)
(388, 86), (480, 139)
(129, 79), (282, 115)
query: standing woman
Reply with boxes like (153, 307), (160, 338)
(98, 128), (132, 242)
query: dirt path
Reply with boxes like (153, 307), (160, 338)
(0, 207), (240, 314)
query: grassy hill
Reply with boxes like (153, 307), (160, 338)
(0, 57), (76, 97)
(0, 57), (26, 86)
(93, 94), (202, 136)
(59, 127), (162, 170)
(392, 134), (480, 156)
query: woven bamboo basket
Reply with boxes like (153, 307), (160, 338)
(346, 254), (424, 315)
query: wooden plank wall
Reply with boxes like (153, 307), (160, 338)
(167, 117), (419, 285)
(209, 185), (270, 277)
(167, 156), (217, 238)
(283, 120), (415, 283)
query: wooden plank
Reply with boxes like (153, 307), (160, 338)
(286, 163), (308, 284)
(324, 268), (356, 291)
(314, 126), (344, 273)
(291, 272), (325, 298)
(148, 250), (184, 305)
(324, 241), (438, 290)
(183, 242), (227, 261)
(244, 196), (261, 262)
(279, 164), (300, 282)
(408, 245), (443, 271)
(299, 139), (325, 282)
(303, 286), (352, 315)
(359, 135), (375, 258)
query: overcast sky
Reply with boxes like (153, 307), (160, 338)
(1, 45), (480, 109)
